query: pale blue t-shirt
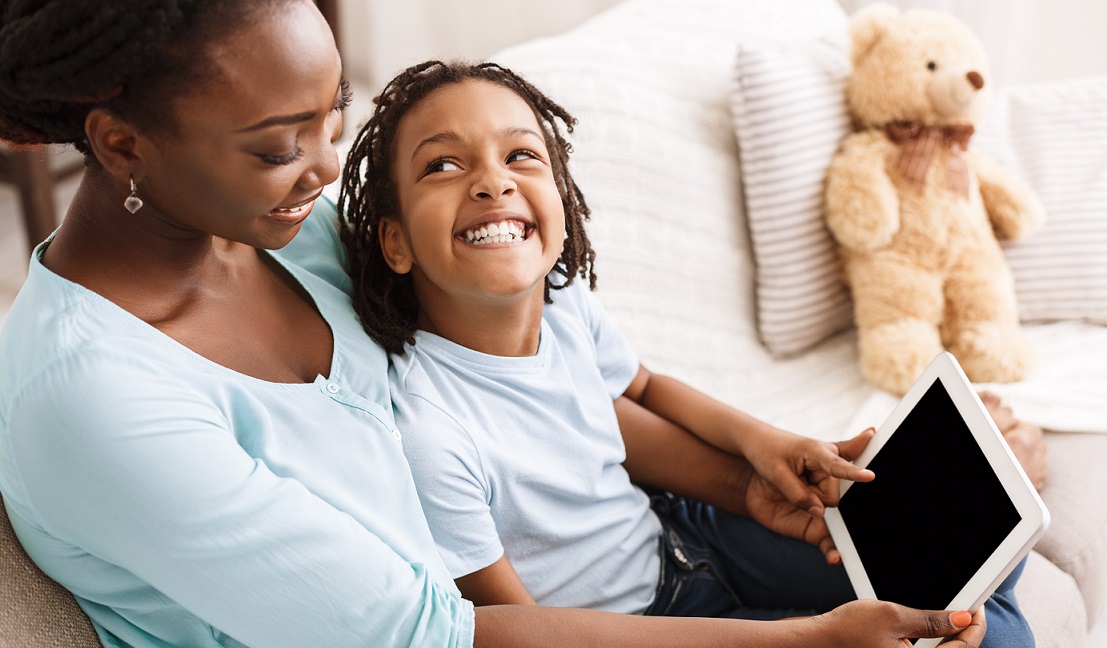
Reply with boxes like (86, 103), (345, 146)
(391, 279), (663, 614)
(0, 200), (474, 648)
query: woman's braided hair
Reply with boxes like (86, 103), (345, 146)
(0, 0), (291, 155)
(339, 60), (597, 355)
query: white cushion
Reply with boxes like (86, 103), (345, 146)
(975, 77), (1107, 325)
(729, 28), (1107, 356)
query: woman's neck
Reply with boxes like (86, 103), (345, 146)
(41, 168), (254, 319)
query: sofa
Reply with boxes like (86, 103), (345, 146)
(490, 0), (1107, 646)
(3, 0), (1105, 646)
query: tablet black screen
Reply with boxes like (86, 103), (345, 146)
(836, 378), (1022, 610)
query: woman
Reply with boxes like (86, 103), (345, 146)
(0, 1), (987, 646)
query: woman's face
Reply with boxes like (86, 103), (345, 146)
(135, 0), (344, 250)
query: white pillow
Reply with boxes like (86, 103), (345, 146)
(730, 32), (854, 357)
(974, 76), (1107, 325)
(731, 34), (1107, 357)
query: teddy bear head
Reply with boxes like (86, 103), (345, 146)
(846, 3), (992, 130)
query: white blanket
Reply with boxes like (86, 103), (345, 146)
(846, 322), (1107, 436)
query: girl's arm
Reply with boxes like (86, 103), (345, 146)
(455, 554), (538, 607)
(621, 365), (874, 517)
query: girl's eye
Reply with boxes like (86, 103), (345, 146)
(259, 147), (303, 166)
(425, 158), (460, 174)
(334, 78), (353, 112)
(507, 149), (540, 164)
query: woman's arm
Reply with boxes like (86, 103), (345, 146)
(616, 395), (871, 562)
(615, 395), (750, 516)
(473, 600), (984, 648)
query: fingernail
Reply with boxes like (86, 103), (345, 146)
(950, 611), (972, 627)
(807, 505), (823, 517)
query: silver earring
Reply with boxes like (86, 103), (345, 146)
(124, 176), (143, 213)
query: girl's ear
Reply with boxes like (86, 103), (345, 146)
(84, 108), (144, 185)
(379, 217), (414, 274)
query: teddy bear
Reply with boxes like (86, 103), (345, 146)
(824, 3), (1045, 395)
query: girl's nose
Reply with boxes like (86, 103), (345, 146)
(471, 164), (516, 200)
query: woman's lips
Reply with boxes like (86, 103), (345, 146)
(267, 190), (323, 224)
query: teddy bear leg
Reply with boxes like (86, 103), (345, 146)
(848, 256), (945, 395)
(859, 319), (943, 395)
(941, 251), (1034, 384)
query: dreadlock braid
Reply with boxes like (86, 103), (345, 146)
(338, 60), (598, 356)
(0, 0), (292, 154)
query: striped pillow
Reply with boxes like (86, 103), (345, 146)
(730, 33), (854, 357)
(732, 34), (1107, 357)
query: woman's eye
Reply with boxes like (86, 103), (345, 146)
(259, 147), (303, 166)
(506, 149), (539, 164)
(426, 158), (460, 174)
(334, 78), (353, 112)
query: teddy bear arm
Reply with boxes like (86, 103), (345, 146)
(824, 136), (900, 252)
(969, 151), (1046, 240)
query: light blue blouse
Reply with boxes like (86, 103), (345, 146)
(0, 200), (474, 648)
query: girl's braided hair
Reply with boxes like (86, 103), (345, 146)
(338, 60), (597, 355)
(0, 0), (292, 155)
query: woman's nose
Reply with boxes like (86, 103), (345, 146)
(303, 137), (342, 190)
(470, 164), (516, 200)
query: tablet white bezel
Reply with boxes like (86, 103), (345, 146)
(824, 352), (1049, 648)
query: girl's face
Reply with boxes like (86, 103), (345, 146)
(384, 79), (567, 313)
(133, 0), (344, 250)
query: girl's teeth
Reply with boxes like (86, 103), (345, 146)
(464, 220), (527, 244)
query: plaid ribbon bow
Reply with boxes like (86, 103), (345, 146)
(885, 121), (975, 198)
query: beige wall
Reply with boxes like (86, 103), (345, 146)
(335, 0), (623, 90)
(337, 0), (1107, 92)
(838, 0), (1107, 88)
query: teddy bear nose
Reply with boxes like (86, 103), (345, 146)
(967, 71), (984, 90)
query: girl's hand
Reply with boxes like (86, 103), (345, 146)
(741, 428), (876, 563)
(813, 600), (986, 647)
(741, 427), (876, 518)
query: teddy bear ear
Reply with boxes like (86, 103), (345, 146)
(849, 2), (900, 68)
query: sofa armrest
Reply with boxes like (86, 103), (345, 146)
(1, 494), (100, 647)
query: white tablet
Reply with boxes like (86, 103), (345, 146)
(824, 352), (1049, 648)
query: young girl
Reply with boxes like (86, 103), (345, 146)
(339, 60), (1027, 645)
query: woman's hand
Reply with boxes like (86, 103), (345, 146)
(813, 600), (986, 647)
(979, 391), (1046, 491)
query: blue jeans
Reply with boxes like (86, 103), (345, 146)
(643, 492), (1033, 647)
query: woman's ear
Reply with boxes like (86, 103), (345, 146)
(84, 108), (144, 184)
(379, 217), (414, 274)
